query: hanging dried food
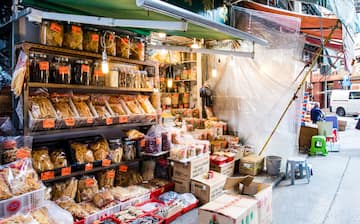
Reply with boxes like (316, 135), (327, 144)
(130, 38), (145, 61)
(72, 60), (91, 86)
(70, 142), (94, 163)
(32, 147), (54, 172)
(63, 24), (83, 50)
(116, 36), (130, 58)
(40, 21), (64, 47)
(56, 198), (89, 220)
(83, 28), (100, 53)
(76, 176), (99, 202)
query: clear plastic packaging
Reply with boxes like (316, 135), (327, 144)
(63, 24), (83, 50)
(40, 21), (64, 47)
(34, 201), (74, 224)
(51, 177), (78, 201)
(122, 140), (136, 161)
(89, 138), (110, 161)
(31, 147), (54, 172)
(1, 213), (37, 224)
(108, 139), (123, 163)
(56, 197), (89, 220)
(76, 176), (99, 202)
(126, 129), (145, 140)
(97, 169), (115, 189)
(70, 142), (95, 163)
(158, 191), (179, 204)
(92, 189), (114, 208)
(50, 149), (68, 168)
(1, 136), (32, 164)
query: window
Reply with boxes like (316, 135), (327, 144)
(349, 92), (360, 99)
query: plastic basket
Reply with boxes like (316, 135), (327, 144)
(0, 188), (45, 218)
(120, 193), (151, 211)
(182, 200), (199, 214)
(84, 202), (122, 224)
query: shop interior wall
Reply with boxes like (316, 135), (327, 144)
(205, 7), (306, 160)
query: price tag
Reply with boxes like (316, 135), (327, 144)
(39, 62), (49, 71)
(92, 34), (99, 41)
(58, 66), (69, 75)
(50, 22), (62, 32)
(102, 159), (111, 167)
(156, 137), (161, 145)
(81, 65), (90, 73)
(140, 139), (146, 147)
(179, 105), (183, 109)
(16, 148), (30, 159)
(41, 171), (54, 181)
(85, 178), (95, 187)
(120, 37), (129, 44)
(43, 119), (55, 129)
(119, 116), (128, 124)
(119, 165), (128, 172)
(72, 25), (81, 33)
(106, 170), (115, 178)
(85, 163), (93, 171)
(106, 118), (113, 125)
(94, 69), (104, 77)
(109, 34), (114, 40)
(64, 118), (75, 127)
(86, 118), (94, 124)
(184, 103), (189, 108)
(61, 167), (71, 176)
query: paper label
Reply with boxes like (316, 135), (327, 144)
(92, 34), (99, 41)
(120, 38), (129, 44)
(72, 25), (81, 33)
(94, 69), (104, 77)
(109, 34), (114, 41)
(41, 171), (54, 181)
(50, 23), (62, 33)
(16, 148), (30, 159)
(85, 178), (95, 187)
(39, 61), (49, 71)
(106, 117), (113, 125)
(81, 64), (90, 73)
(107, 170), (115, 178)
(102, 159), (111, 167)
(43, 119), (55, 129)
(86, 118), (94, 124)
(64, 118), (75, 127)
(58, 66), (69, 75)
(85, 163), (93, 171)
(61, 167), (71, 176)
(119, 165), (128, 172)
(119, 116), (128, 124)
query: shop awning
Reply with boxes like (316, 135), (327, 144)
(21, 0), (267, 45)
(239, 1), (342, 41)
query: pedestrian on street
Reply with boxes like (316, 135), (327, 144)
(310, 102), (324, 124)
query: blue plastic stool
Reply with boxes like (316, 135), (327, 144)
(285, 157), (311, 185)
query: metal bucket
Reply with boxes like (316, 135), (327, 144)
(266, 156), (282, 176)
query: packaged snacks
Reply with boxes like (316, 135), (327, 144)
(136, 95), (156, 114)
(89, 138), (110, 161)
(122, 96), (144, 114)
(115, 170), (143, 187)
(32, 147), (54, 172)
(63, 24), (83, 50)
(76, 176), (99, 202)
(30, 96), (57, 119)
(109, 104), (126, 116)
(130, 38), (145, 61)
(4, 159), (42, 195)
(108, 139), (123, 163)
(31, 207), (51, 224)
(70, 142), (95, 163)
(97, 169), (115, 189)
(126, 129), (144, 140)
(79, 202), (100, 215)
(52, 177), (78, 201)
(122, 140), (136, 161)
(0, 172), (12, 200)
(91, 95), (112, 119)
(72, 95), (94, 118)
(50, 94), (76, 119)
(92, 190), (114, 208)
(102, 32), (116, 56)
(56, 197), (89, 220)
(116, 36), (130, 58)
(83, 28), (99, 53)
(1, 136), (33, 164)
(40, 21), (64, 47)
(144, 126), (161, 154)
(50, 149), (68, 168)
(1, 214), (36, 224)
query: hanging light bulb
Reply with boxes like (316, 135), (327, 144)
(102, 49), (109, 74)
(167, 78), (173, 88)
(229, 56), (235, 67)
(191, 38), (199, 49)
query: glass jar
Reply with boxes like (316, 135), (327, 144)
(52, 57), (71, 84)
(72, 60), (90, 85)
(102, 31), (116, 56)
(63, 23), (83, 50)
(29, 53), (50, 83)
(106, 69), (119, 87)
(83, 27), (99, 53)
(134, 70), (141, 89)
(127, 69), (135, 88)
(92, 62), (105, 86)
(130, 38), (145, 61)
(116, 35), (130, 59)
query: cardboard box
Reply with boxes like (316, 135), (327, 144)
(191, 171), (227, 204)
(172, 177), (190, 194)
(298, 125), (318, 152)
(198, 193), (258, 224)
(239, 155), (264, 176)
(173, 154), (210, 181)
(224, 177), (273, 224)
(338, 120), (347, 131)
(210, 160), (234, 177)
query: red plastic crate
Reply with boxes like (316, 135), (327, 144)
(135, 199), (165, 214)
(150, 182), (175, 199)
(73, 220), (85, 224)
(182, 200), (199, 214)
(99, 215), (122, 224)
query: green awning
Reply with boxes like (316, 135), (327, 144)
(21, 0), (263, 41)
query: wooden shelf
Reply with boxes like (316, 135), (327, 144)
(173, 79), (197, 83)
(28, 82), (154, 94)
(17, 42), (158, 67)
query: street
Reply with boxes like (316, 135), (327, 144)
(273, 116), (360, 224)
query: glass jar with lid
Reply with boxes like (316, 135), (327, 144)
(52, 57), (71, 84)
(72, 59), (90, 85)
(29, 53), (50, 83)
(92, 62), (105, 86)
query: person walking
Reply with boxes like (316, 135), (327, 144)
(310, 102), (324, 124)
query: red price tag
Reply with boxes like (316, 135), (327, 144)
(43, 119), (55, 129)
(41, 171), (54, 181)
(140, 139), (146, 147)
(102, 159), (111, 167)
(119, 116), (128, 124)
(86, 118), (94, 124)
(120, 37), (129, 44)
(72, 25), (81, 33)
(64, 118), (75, 127)
(119, 165), (128, 172)
(109, 34), (114, 40)
(81, 64), (90, 73)
(94, 69), (104, 77)
(85, 163), (93, 171)
(107, 170), (115, 178)
(50, 23), (62, 33)
(106, 118), (113, 125)
(61, 167), (71, 176)
(92, 34), (99, 41)
(39, 61), (49, 71)
(85, 178), (95, 187)
(58, 66), (69, 75)
(16, 148), (30, 159)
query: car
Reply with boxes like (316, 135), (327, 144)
(330, 89), (360, 116)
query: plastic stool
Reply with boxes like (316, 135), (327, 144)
(285, 157), (311, 185)
(310, 135), (328, 156)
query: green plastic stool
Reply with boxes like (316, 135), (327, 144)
(310, 135), (328, 156)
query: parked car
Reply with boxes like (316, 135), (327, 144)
(330, 90), (360, 116)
